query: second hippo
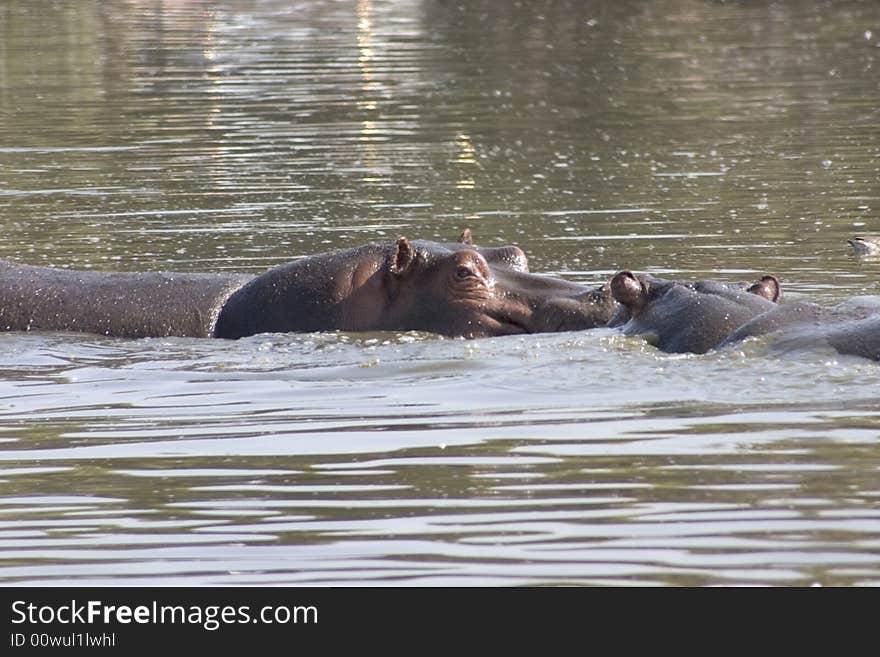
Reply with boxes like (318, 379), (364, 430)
(609, 271), (781, 354)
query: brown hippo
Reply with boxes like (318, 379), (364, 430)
(0, 236), (616, 340)
(608, 271), (781, 354)
(213, 237), (615, 338)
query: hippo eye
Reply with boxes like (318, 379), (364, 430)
(455, 265), (475, 280)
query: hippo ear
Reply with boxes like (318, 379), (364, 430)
(458, 228), (473, 245)
(390, 236), (416, 278)
(610, 271), (645, 308)
(747, 275), (781, 302)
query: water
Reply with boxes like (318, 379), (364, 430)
(0, 0), (879, 586)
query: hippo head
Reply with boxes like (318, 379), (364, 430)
(214, 235), (618, 339)
(393, 234), (620, 335)
(213, 236), (530, 339)
(366, 236), (619, 337)
(380, 236), (531, 338)
(608, 271), (781, 353)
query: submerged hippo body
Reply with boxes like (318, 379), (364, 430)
(816, 315), (880, 360)
(718, 299), (879, 360)
(609, 271), (781, 354)
(747, 314), (880, 361)
(719, 301), (863, 346)
(0, 236), (615, 340)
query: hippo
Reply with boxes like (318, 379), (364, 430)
(812, 314), (880, 360)
(609, 271), (781, 354)
(717, 297), (879, 360)
(0, 236), (616, 340)
(718, 301), (865, 346)
(731, 314), (880, 361)
(213, 236), (616, 338)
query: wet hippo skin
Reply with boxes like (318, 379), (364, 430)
(0, 259), (251, 339)
(818, 315), (880, 360)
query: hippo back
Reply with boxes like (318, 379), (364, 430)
(823, 315), (880, 360)
(720, 301), (872, 347)
(0, 260), (251, 338)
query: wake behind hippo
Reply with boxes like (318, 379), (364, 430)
(0, 236), (616, 340)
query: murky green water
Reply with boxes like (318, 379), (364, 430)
(0, 0), (879, 586)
